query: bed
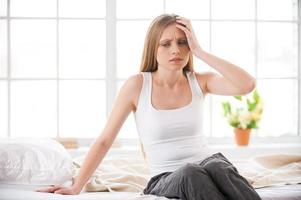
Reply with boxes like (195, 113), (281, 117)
(1, 184), (301, 200)
(1, 138), (301, 200)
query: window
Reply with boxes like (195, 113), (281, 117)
(0, 0), (106, 138)
(0, 0), (300, 141)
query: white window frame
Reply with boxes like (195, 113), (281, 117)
(1, 0), (300, 145)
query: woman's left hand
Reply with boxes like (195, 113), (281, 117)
(176, 17), (202, 58)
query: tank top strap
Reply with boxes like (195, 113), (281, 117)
(186, 71), (204, 98)
(136, 72), (151, 111)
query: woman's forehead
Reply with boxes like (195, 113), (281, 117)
(160, 24), (186, 41)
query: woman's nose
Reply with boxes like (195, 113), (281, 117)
(171, 43), (180, 54)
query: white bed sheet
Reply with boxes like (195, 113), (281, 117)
(1, 184), (301, 200)
(256, 184), (301, 200)
(0, 184), (169, 200)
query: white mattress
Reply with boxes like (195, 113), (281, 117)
(1, 184), (301, 200)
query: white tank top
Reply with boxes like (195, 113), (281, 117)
(134, 71), (211, 176)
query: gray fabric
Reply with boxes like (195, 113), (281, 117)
(143, 153), (262, 200)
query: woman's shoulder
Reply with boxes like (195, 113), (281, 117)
(124, 73), (143, 89)
(194, 71), (218, 96)
(120, 74), (144, 107)
(111, 74), (143, 113)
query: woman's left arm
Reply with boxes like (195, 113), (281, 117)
(176, 17), (256, 96)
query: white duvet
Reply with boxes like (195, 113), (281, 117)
(73, 153), (301, 193)
(238, 153), (301, 188)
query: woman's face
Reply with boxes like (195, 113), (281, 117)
(156, 23), (190, 71)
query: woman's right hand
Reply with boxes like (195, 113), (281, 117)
(36, 185), (81, 195)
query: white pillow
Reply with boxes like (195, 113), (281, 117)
(0, 138), (74, 186)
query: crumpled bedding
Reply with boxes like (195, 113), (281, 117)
(238, 154), (301, 188)
(73, 153), (301, 192)
(73, 154), (150, 192)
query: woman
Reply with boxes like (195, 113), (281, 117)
(38, 14), (261, 200)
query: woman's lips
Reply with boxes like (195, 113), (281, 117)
(169, 58), (183, 63)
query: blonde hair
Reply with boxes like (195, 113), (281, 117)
(140, 14), (194, 73)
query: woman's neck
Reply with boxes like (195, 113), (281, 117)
(152, 68), (186, 88)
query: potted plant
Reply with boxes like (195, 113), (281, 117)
(221, 89), (264, 146)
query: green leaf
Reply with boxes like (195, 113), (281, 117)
(247, 120), (258, 129)
(253, 89), (260, 103)
(230, 121), (240, 128)
(222, 102), (231, 116)
(247, 99), (257, 111)
(234, 96), (242, 101)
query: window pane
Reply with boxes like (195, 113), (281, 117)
(11, 81), (57, 137)
(11, 0), (56, 17)
(212, 22), (255, 76)
(0, 0), (7, 16)
(59, 0), (105, 18)
(257, 22), (298, 78)
(0, 81), (7, 138)
(256, 79), (298, 137)
(116, 81), (138, 139)
(166, 0), (209, 19)
(117, 0), (163, 19)
(211, 95), (234, 137)
(212, 0), (254, 19)
(117, 21), (150, 78)
(59, 80), (106, 138)
(59, 20), (106, 79)
(191, 21), (211, 72)
(258, 0), (298, 21)
(192, 21), (210, 53)
(0, 20), (7, 78)
(11, 20), (56, 78)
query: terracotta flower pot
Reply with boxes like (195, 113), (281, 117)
(234, 128), (251, 146)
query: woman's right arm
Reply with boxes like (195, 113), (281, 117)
(37, 74), (142, 194)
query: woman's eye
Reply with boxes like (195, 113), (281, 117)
(178, 40), (188, 45)
(161, 43), (170, 47)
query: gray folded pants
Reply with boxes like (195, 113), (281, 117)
(143, 153), (261, 200)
